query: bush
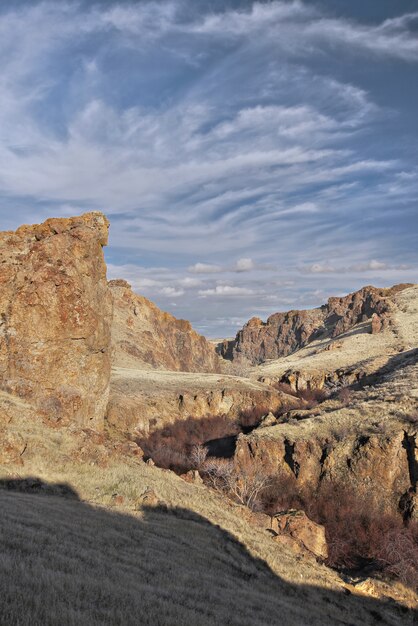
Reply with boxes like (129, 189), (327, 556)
(272, 382), (298, 397)
(202, 458), (272, 511)
(257, 476), (418, 589)
(137, 414), (238, 472)
(336, 387), (353, 406)
(238, 406), (269, 429)
(297, 387), (328, 407)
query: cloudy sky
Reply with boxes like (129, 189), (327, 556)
(1, 1), (417, 337)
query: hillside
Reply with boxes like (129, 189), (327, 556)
(0, 410), (416, 624)
(220, 284), (413, 365)
(0, 212), (417, 623)
(110, 279), (221, 373)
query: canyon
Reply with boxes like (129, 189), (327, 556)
(0, 212), (417, 622)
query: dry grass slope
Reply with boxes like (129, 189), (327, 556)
(0, 484), (415, 626)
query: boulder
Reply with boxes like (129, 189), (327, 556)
(271, 509), (328, 559)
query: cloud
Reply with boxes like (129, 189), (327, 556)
(302, 259), (411, 274)
(234, 258), (255, 272)
(0, 1), (416, 337)
(159, 286), (185, 297)
(188, 263), (223, 274)
(198, 285), (255, 297)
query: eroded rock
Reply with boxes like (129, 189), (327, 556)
(110, 280), (221, 373)
(271, 509), (328, 559)
(220, 284), (412, 365)
(0, 212), (112, 428)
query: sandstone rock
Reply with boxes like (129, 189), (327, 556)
(181, 469), (204, 485)
(235, 357), (418, 518)
(272, 533), (307, 558)
(271, 509), (328, 559)
(220, 284), (412, 365)
(236, 428), (412, 516)
(0, 213), (112, 428)
(109, 280), (221, 373)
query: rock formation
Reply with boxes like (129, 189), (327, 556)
(110, 279), (221, 373)
(107, 368), (298, 435)
(235, 351), (418, 517)
(0, 213), (112, 428)
(220, 284), (412, 365)
(271, 510), (328, 560)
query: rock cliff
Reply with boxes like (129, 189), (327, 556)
(107, 368), (297, 436)
(0, 213), (112, 428)
(220, 284), (412, 365)
(110, 279), (221, 373)
(235, 350), (418, 518)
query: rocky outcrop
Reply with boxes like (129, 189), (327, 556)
(110, 280), (221, 373)
(220, 284), (412, 365)
(271, 510), (328, 560)
(235, 356), (418, 517)
(0, 213), (112, 429)
(106, 368), (299, 435)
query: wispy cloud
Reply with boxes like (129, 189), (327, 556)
(0, 1), (416, 336)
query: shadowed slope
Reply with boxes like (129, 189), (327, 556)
(0, 482), (415, 626)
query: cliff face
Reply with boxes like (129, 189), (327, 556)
(220, 284), (412, 365)
(107, 368), (298, 435)
(110, 279), (221, 373)
(0, 213), (112, 428)
(235, 352), (418, 518)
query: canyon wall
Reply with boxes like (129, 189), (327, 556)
(0, 212), (112, 429)
(110, 279), (221, 373)
(220, 284), (412, 365)
(235, 355), (418, 518)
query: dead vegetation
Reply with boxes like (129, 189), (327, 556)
(260, 477), (418, 590)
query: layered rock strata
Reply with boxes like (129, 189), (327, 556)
(107, 368), (299, 435)
(235, 354), (418, 517)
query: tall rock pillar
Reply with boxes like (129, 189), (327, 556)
(0, 212), (112, 429)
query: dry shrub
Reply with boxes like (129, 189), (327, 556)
(257, 477), (418, 589)
(137, 414), (238, 472)
(297, 387), (328, 407)
(336, 387), (353, 406)
(238, 406), (270, 430)
(202, 458), (272, 511)
(190, 444), (208, 469)
(272, 382), (298, 397)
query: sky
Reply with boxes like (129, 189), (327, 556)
(0, 1), (417, 337)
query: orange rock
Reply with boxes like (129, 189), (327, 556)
(109, 280), (222, 373)
(0, 212), (112, 429)
(271, 509), (328, 559)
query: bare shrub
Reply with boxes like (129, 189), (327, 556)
(203, 459), (272, 511)
(238, 406), (269, 430)
(190, 444), (208, 469)
(272, 382), (298, 397)
(257, 478), (418, 589)
(297, 387), (328, 408)
(377, 522), (418, 588)
(138, 414), (238, 472)
(336, 387), (353, 406)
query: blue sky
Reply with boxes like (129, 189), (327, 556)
(0, 1), (417, 337)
